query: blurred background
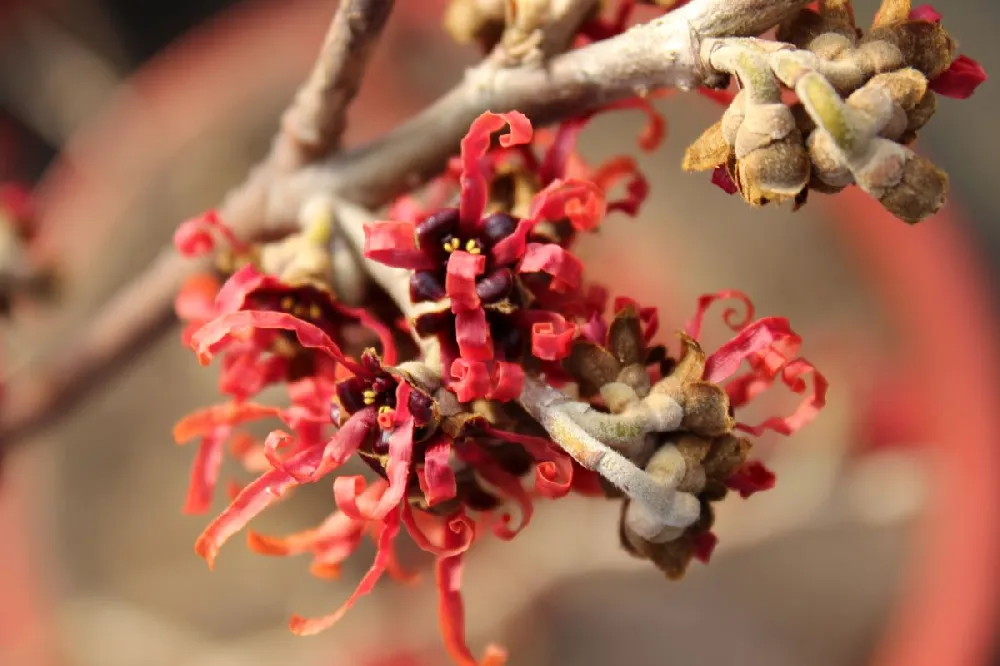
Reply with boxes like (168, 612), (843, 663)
(1, 0), (998, 665)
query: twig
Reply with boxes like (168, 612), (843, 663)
(280, 0), (395, 159)
(0, 0), (809, 448)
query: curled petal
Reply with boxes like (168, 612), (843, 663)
(704, 317), (798, 384)
(539, 117), (587, 183)
(420, 436), (458, 507)
(174, 210), (245, 257)
(175, 273), (221, 322)
(601, 96), (666, 151)
(726, 460), (776, 498)
(174, 402), (281, 444)
(183, 425), (231, 514)
(192, 310), (361, 374)
(484, 426), (573, 499)
(313, 407), (378, 478)
(459, 111), (533, 230)
(247, 483), (377, 557)
(684, 290), (756, 340)
(446, 251), (487, 312)
(364, 220), (436, 270)
(591, 156), (649, 217)
(450, 358), (492, 402)
(289, 506), (404, 636)
(214, 264), (270, 313)
(455, 308), (495, 362)
(334, 475), (383, 520)
(458, 445), (533, 541)
(489, 218), (534, 267)
(518, 243), (583, 293)
(401, 505), (476, 556)
(345, 383), (415, 520)
(487, 361), (524, 402)
(521, 311), (576, 361)
(733, 358), (829, 437)
(436, 553), (508, 666)
(529, 178), (606, 231)
(195, 463), (308, 568)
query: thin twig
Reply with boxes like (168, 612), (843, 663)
(280, 0), (395, 159)
(0, 0), (809, 448)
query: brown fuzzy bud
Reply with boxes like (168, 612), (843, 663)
(807, 128), (853, 187)
(905, 90), (937, 133)
(735, 132), (811, 206)
(866, 22), (956, 79)
(680, 381), (734, 437)
(777, 9), (857, 50)
(877, 153), (948, 223)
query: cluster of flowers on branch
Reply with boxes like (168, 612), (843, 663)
(174, 102), (826, 664)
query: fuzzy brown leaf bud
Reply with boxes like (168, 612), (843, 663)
(877, 152), (948, 223)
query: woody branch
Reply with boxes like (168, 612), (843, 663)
(0, 0), (810, 448)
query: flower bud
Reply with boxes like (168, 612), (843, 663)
(877, 152), (948, 223)
(866, 22), (956, 79)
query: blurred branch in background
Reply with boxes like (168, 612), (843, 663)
(0, 5), (125, 146)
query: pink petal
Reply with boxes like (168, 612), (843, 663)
(364, 220), (436, 270)
(703, 317), (798, 384)
(908, 4), (941, 22)
(725, 460), (777, 498)
(710, 165), (738, 194)
(930, 54), (987, 99)
(683, 290), (756, 339)
(455, 308), (495, 362)
(518, 243), (583, 292)
(528, 178), (606, 231)
(288, 506), (404, 636)
(192, 310), (361, 374)
(419, 435), (458, 507)
(487, 361), (524, 402)
(449, 359), (492, 402)
(459, 112), (533, 232)
(446, 251), (486, 312)
(183, 425), (231, 514)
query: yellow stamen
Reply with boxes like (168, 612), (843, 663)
(443, 237), (460, 253)
(378, 405), (392, 416)
(465, 239), (481, 255)
(309, 304), (322, 320)
(363, 390), (377, 405)
(280, 296), (295, 311)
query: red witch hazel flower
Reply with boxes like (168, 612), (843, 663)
(176, 110), (826, 666)
(363, 111), (655, 403)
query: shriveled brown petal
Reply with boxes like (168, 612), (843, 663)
(871, 0), (911, 30)
(608, 304), (645, 366)
(671, 333), (708, 384)
(564, 340), (621, 396)
(681, 381), (735, 437)
(681, 121), (731, 173)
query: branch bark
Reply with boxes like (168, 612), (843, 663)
(0, 0), (809, 448)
